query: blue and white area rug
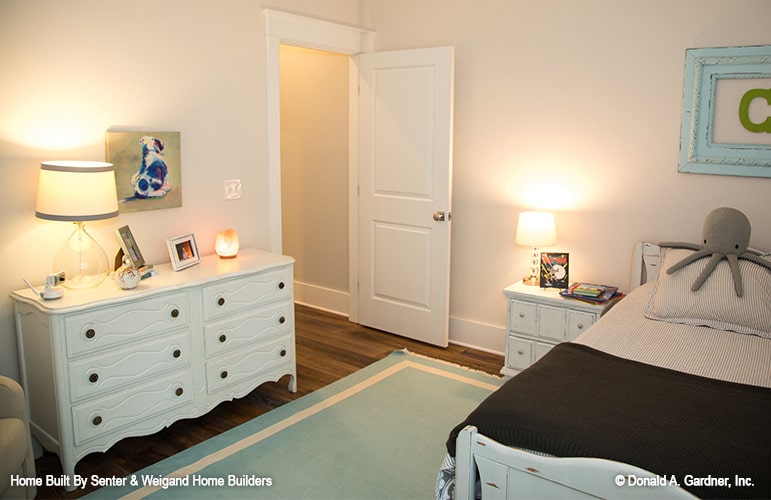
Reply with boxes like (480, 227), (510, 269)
(85, 350), (503, 500)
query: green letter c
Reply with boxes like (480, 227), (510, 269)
(739, 88), (771, 133)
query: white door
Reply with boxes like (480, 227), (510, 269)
(357, 47), (455, 347)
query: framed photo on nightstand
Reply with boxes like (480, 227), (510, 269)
(540, 252), (569, 289)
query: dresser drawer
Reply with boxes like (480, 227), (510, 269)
(67, 332), (191, 403)
(507, 300), (537, 335)
(65, 292), (190, 357)
(202, 266), (293, 321)
(204, 301), (293, 358)
(72, 371), (193, 445)
(205, 336), (293, 394)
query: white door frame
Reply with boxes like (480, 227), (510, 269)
(264, 9), (374, 322)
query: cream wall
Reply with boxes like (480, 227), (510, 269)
(280, 45), (350, 306)
(364, 0), (771, 351)
(2, 0), (770, 380)
(0, 0), (364, 380)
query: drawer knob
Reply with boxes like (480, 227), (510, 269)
(175, 387), (184, 397)
(173, 349), (181, 358)
(217, 297), (226, 306)
(278, 281), (285, 290)
(85, 328), (96, 339)
(92, 415), (102, 426)
(577, 323), (584, 330)
(171, 309), (180, 318)
(280, 349), (287, 357)
(279, 315), (286, 324)
(518, 312), (525, 318)
(89, 373), (99, 384)
(220, 370), (228, 379)
(517, 349), (524, 355)
(219, 334), (227, 343)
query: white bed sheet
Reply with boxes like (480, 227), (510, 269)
(574, 281), (771, 389)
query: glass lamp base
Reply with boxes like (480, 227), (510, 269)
(52, 222), (109, 289)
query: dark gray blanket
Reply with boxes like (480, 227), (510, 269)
(446, 343), (770, 499)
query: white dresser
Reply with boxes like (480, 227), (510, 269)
(502, 282), (613, 376)
(11, 249), (296, 485)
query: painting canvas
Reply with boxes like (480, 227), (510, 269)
(106, 131), (182, 212)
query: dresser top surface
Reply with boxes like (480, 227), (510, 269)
(11, 249), (294, 313)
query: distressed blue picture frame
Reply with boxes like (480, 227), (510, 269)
(679, 45), (771, 178)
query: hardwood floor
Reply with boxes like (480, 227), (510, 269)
(33, 304), (504, 499)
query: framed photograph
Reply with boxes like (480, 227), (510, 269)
(106, 131), (183, 212)
(540, 252), (569, 289)
(114, 225), (146, 269)
(166, 233), (200, 271)
(679, 45), (771, 178)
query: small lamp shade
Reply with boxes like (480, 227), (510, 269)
(515, 211), (556, 286)
(35, 161), (119, 289)
(515, 211), (556, 247)
(215, 228), (240, 258)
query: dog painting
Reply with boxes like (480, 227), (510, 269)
(132, 136), (171, 199)
(106, 131), (182, 213)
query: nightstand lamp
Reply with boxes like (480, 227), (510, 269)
(35, 161), (119, 289)
(515, 211), (556, 286)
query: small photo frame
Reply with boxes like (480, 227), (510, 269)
(540, 252), (569, 289)
(166, 233), (200, 271)
(114, 225), (146, 269)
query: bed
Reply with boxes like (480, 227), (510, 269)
(437, 242), (771, 500)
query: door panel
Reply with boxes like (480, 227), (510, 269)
(357, 47), (454, 347)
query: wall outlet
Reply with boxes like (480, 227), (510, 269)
(224, 179), (241, 200)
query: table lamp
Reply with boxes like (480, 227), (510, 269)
(35, 161), (119, 289)
(515, 211), (556, 286)
(215, 228), (240, 258)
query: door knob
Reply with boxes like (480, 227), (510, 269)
(433, 211), (446, 222)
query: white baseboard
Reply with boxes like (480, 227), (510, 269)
(294, 281), (505, 355)
(449, 316), (506, 356)
(294, 280), (349, 317)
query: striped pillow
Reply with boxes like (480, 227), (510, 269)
(644, 248), (771, 338)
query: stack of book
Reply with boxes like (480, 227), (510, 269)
(560, 282), (622, 303)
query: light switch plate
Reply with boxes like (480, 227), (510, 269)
(224, 179), (241, 200)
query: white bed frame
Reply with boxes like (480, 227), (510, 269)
(454, 243), (697, 500)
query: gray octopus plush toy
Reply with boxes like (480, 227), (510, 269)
(660, 207), (771, 297)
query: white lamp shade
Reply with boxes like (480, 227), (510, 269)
(515, 211), (556, 247)
(35, 161), (119, 221)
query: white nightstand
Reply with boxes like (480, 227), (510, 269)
(501, 281), (615, 376)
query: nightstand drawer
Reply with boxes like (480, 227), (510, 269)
(506, 337), (533, 371)
(537, 305), (567, 341)
(507, 300), (537, 335)
(568, 310), (596, 340)
(534, 342), (552, 362)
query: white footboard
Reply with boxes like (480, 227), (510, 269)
(455, 426), (695, 500)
